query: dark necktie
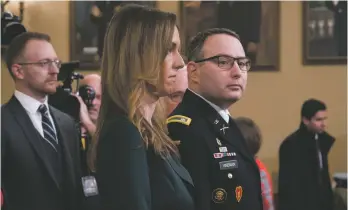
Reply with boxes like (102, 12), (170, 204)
(38, 104), (58, 152)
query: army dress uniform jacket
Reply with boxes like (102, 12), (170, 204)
(167, 90), (263, 210)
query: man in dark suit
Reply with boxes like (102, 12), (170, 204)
(278, 99), (335, 210)
(1, 32), (83, 210)
(167, 28), (263, 210)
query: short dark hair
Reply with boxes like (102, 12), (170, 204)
(6, 32), (51, 78)
(301, 98), (327, 120)
(235, 117), (262, 156)
(187, 28), (240, 62)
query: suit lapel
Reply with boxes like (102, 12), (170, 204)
(50, 107), (77, 189)
(8, 96), (61, 189)
(166, 155), (194, 186)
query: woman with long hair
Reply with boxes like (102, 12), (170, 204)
(88, 4), (194, 210)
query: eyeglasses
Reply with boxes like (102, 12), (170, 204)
(18, 59), (62, 69)
(194, 55), (251, 72)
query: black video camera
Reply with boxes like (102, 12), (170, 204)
(78, 85), (96, 109)
(48, 61), (83, 122)
(1, 11), (26, 46)
(48, 62), (97, 122)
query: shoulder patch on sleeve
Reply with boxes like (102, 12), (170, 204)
(166, 115), (192, 126)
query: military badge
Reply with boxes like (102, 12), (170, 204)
(213, 152), (236, 159)
(212, 188), (227, 203)
(219, 146), (228, 152)
(216, 138), (222, 146)
(81, 136), (86, 150)
(166, 115), (192, 126)
(220, 124), (229, 135)
(235, 186), (243, 202)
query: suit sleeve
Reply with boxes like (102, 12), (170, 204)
(278, 140), (303, 210)
(96, 118), (151, 210)
(168, 122), (211, 210)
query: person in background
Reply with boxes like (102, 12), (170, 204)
(74, 73), (102, 210)
(165, 65), (188, 115)
(235, 117), (275, 210)
(76, 74), (101, 137)
(2, 32), (83, 210)
(278, 98), (335, 210)
(89, 4), (194, 210)
(167, 27), (262, 210)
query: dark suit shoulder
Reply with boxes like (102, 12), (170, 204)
(1, 99), (14, 115)
(50, 106), (75, 122)
(99, 116), (143, 149)
(1, 103), (11, 119)
(167, 108), (204, 140)
(1, 101), (10, 109)
(96, 115), (152, 210)
(280, 130), (299, 149)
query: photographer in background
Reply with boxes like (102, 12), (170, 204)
(76, 74), (101, 137)
(74, 74), (101, 210)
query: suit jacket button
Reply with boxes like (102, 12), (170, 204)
(228, 173), (233, 179)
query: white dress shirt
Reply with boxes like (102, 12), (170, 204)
(189, 89), (230, 124)
(314, 133), (323, 170)
(14, 90), (57, 138)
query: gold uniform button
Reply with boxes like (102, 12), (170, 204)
(228, 173), (233, 179)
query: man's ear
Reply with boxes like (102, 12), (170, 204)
(187, 61), (199, 84)
(302, 117), (310, 126)
(11, 64), (24, 80)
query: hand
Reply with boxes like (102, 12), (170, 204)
(247, 42), (258, 53)
(73, 94), (96, 136)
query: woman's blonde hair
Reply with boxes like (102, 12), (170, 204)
(89, 4), (178, 171)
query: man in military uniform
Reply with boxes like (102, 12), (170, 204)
(167, 28), (263, 210)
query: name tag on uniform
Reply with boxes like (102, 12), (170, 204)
(82, 176), (99, 197)
(219, 147), (228, 152)
(219, 160), (238, 170)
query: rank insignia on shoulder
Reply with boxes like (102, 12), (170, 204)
(166, 115), (192, 126)
(235, 186), (243, 202)
(212, 188), (227, 203)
